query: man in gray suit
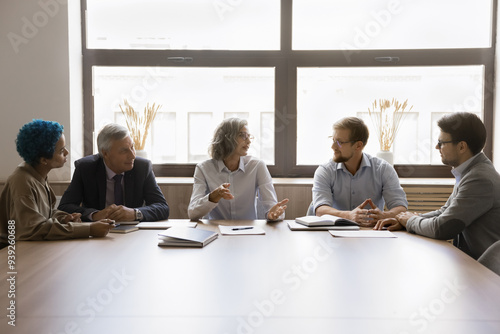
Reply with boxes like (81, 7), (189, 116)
(375, 112), (500, 259)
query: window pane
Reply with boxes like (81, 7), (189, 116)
(189, 113), (212, 162)
(93, 66), (275, 164)
(86, 0), (280, 50)
(296, 66), (484, 165)
(293, 0), (493, 50)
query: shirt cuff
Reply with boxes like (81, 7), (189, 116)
(69, 223), (92, 238)
(88, 211), (98, 221)
(405, 215), (419, 232)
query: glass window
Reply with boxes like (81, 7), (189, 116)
(86, 0), (280, 50)
(93, 66), (275, 164)
(293, 0), (493, 50)
(83, 0), (495, 178)
(296, 66), (484, 165)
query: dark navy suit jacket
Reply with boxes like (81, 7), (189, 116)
(58, 154), (169, 221)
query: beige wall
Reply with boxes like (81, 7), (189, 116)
(0, 0), (81, 182)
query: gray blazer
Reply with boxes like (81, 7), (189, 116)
(406, 152), (500, 259)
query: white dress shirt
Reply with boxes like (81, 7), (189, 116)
(188, 156), (282, 220)
(88, 163), (124, 221)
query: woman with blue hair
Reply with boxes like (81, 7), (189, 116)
(0, 120), (114, 248)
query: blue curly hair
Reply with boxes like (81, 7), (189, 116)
(16, 119), (64, 165)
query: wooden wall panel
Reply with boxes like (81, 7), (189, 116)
(0, 180), (454, 219)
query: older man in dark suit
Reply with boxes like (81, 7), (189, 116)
(58, 124), (169, 222)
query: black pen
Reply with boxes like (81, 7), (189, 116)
(232, 227), (253, 231)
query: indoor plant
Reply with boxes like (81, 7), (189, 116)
(119, 99), (161, 158)
(368, 98), (412, 164)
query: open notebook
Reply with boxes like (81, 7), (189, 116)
(295, 215), (359, 228)
(287, 220), (359, 231)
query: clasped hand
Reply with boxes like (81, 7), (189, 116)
(93, 204), (136, 222)
(373, 211), (417, 231)
(61, 213), (82, 224)
(349, 199), (386, 227)
(62, 212), (115, 237)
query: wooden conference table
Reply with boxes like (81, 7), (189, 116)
(1, 220), (500, 334)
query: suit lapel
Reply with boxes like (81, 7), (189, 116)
(97, 158), (107, 209)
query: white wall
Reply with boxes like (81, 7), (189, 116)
(0, 0), (81, 182)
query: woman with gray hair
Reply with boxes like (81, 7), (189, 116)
(188, 118), (288, 220)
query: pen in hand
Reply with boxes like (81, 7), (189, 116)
(103, 219), (116, 226)
(232, 227), (254, 231)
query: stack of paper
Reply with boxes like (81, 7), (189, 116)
(110, 225), (139, 233)
(329, 230), (397, 238)
(287, 220), (359, 231)
(137, 221), (197, 229)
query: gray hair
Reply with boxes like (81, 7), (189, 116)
(209, 118), (248, 160)
(97, 123), (130, 156)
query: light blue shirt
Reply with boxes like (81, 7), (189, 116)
(312, 153), (408, 213)
(188, 156), (282, 220)
(451, 153), (480, 183)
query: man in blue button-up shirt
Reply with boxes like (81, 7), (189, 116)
(312, 117), (408, 227)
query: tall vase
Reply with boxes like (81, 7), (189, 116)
(135, 149), (148, 159)
(376, 150), (393, 165)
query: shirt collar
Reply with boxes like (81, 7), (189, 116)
(104, 161), (123, 180)
(20, 162), (47, 184)
(336, 153), (371, 173)
(217, 158), (245, 173)
(451, 152), (480, 182)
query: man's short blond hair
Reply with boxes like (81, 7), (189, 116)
(333, 117), (369, 146)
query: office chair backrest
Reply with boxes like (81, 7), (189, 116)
(306, 201), (315, 216)
(478, 240), (500, 276)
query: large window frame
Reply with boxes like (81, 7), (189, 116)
(81, 0), (497, 178)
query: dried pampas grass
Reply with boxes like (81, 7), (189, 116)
(119, 100), (160, 150)
(368, 98), (412, 151)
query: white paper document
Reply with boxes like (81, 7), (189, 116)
(136, 221), (197, 229)
(329, 230), (397, 238)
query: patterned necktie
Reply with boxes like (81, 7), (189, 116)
(113, 174), (124, 205)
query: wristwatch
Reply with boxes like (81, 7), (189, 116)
(134, 209), (143, 221)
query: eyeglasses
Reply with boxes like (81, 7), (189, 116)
(238, 132), (254, 141)
(329, 136), (357, 148)
(436, 140), (456, 148)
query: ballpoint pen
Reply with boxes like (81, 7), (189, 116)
(106, 219), (116, 225)
(232, 227), (254, 231)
